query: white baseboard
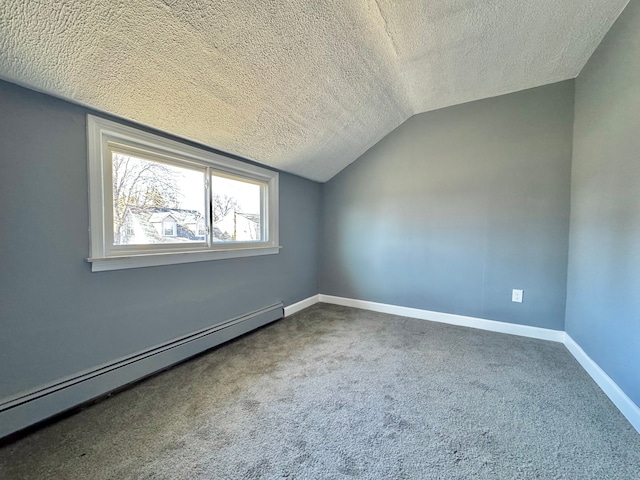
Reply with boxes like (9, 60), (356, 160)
(284, 295), (320, 317)
(318, 294), (565, 342)
(564, 335), (640, 433)
(0, 303), (283, 440)
(316, 294), (639, 434)
(5, 294), (638, 438)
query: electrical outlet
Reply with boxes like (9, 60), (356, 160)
(512, 289), (523, 303)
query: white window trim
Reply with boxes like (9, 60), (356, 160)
(87, 115), (280, 272)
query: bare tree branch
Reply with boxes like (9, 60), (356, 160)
(112, 154), (182, 243)
(213, 194), (240, 223)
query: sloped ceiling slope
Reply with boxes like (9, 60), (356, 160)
(0, 0), (629, 182)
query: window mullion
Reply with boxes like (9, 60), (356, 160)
(261, 185), (267, 242)
(205, 167), (212, 248)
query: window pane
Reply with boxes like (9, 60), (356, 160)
(112, 152), (206, 245)
(211, 174), (263, 243)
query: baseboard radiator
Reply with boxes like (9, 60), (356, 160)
(0, 303), (283, 439)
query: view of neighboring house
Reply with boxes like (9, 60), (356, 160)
(118, 206), (260, 244)
(119, 206), (206, 245)
(214, 211), (261, 242)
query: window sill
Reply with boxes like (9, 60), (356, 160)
(87, 246), (281, 272)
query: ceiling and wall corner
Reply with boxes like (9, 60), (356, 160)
(0, 0), (630, 182)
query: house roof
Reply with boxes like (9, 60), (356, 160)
(148, 212), (174, 223)
(125, 206), (204, 243)
(235, 213), (260, 225)
(213, 211), (260, 242)
(0, 1), (629, 182)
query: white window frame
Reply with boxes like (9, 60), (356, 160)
(87, 115), (279, 272)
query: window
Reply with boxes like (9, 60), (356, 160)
(162, 218), (177, 237)
(211, 173), (263, 243)
(87, 115), (279, 272)
(196, 219), (206, 237)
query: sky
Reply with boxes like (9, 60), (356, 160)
(119, 153), (261, 216)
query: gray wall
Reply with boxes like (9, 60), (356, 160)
(320, 81), (574, 330)
(567, 0), (640, 406)
(0, 80), (321, 401)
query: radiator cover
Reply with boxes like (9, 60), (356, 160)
(0, 303), (283, 439)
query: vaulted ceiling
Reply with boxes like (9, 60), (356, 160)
(0, 1), (629, 181)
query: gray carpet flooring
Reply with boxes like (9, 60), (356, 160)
(1, 303), (639, 479)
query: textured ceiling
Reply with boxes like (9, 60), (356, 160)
(0, 1), (629, 181)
